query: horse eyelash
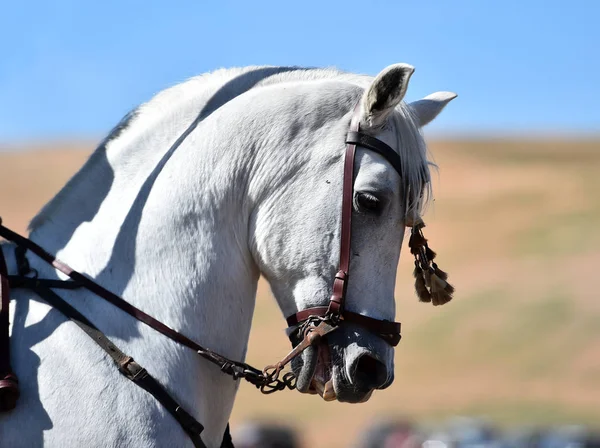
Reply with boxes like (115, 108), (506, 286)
(354, 192), (382, 214)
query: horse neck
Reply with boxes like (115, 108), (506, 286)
(22, 105), (263, 364)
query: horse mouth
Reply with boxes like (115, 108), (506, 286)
(294, 341), (336, 401)
(307, 343), (336, 401)
(294, 340), (378, 403)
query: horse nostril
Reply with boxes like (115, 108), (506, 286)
(354, 354), (388, 390)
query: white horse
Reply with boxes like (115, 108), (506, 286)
(0, 64), (455, 447)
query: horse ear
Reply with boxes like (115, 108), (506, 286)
(408, 92), (457, 127)
(360, 64), (414, 129)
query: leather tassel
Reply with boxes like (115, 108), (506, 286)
(408, 225), (427, 256)
(423, 268), (432, 288)
(409, 233), (426, 255)
(429, 272), (454, 306)
(432, 262), (448, 281)
(408, 219), (454, 306)
(426, 246), (436, 261)
(413, 265), (431, 303)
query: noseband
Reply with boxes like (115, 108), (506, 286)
(0, 101), (424, 447)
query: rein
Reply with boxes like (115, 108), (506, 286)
(0, 102), (452, 447)
(0, 220), (296, 391)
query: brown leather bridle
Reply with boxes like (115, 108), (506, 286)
(0, 101), (411, 447)
(259, 104), (409, 384)
(284, 108), (404, 347)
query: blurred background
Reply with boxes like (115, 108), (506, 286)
(1, 1), (599, 447)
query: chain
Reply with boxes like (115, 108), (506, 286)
(196, 348), (297, 395)
(298, 313), (331, 336)
(196, 313), (339, 395)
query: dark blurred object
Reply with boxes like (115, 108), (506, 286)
(446, 416), (503, 448)
(232, 417), (600, 448)
(356, 419), (423, 448)
(471, 423), (600, 448)
(232, 422), (299, 448)
(538, 425), (600, 448)
(502, 427), (544, 448)
(421, 417), (503, 448)
(584, 432), (600, 448)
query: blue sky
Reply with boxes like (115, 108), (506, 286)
(0, 0), (598, 143)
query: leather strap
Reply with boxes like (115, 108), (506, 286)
(0, 225), (241, 446)
(7, 276), (81, 290)
(345, 131), (403, 177)
(0, 224), (210, 354)
(327, 114), (360, 317)
(0, 248), (11, 374)
(0, 222), (295, 392)
(0, 246), (19, 411)
(29, 284), (207, 448)
(286, 307), (401, 347)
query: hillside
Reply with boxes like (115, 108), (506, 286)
(1, 138), (599, 447)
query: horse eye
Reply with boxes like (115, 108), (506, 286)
(354, 192), (381, 214)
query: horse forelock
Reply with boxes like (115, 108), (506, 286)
(391, 103), (434, 220)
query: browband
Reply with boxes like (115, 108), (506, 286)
(345, 131), (402, 177)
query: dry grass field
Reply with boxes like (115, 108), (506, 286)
(1, 137), (599, 447)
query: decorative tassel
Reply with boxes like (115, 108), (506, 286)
(423, 267), (432, 288)
(429, 272), (454, 306)
(408, 231), (427, 256)
(408, 219), (454, 306)
(413, 264), (431, 303)
(432, 262), (448, 281)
